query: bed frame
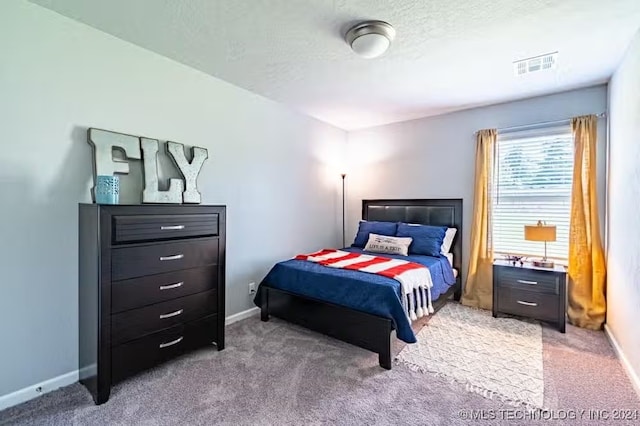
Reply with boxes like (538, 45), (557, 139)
(260, 199), (463, 369)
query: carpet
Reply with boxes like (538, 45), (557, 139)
(396, 303), (544, 408)
(2, 313), (638, 425)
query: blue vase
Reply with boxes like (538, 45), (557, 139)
(95, 175), (120, 204)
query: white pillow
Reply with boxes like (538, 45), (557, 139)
(441, 228), (457, 254)
(364, 233), (413, 256)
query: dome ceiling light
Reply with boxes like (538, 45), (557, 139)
(345, 20), (395, 59)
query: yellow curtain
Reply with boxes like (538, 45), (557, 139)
(462, 129), (496, 310)
(568, 115), (606, 329)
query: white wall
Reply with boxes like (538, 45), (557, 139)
(346, 85), (608, 281)
(0, 1), (346, 398)
(607, 30), (640, 390)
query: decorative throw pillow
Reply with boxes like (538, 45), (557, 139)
(364, 234), (413, 256)
(352, 220), (398, 248)
(441, 228), (457, 254)
(396, 223), (447, 256)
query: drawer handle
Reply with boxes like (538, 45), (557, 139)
(517, 279), (538, 285)
(159, 336), (183, 349)
(159, 309), (183, 319)
(160, 254), (184, 261)
(161, 225), (185, 231)
(159, 281), (184, 291)
(516, 300), (538, 307)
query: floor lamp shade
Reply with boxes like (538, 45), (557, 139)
(524, 221), (556, 267)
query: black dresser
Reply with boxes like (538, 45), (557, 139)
(492, 260), (566, 332)
(79, 204), (226, 404)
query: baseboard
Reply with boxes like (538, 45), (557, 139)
(225, 306), (260, 325)
(0, 370), (78, 412)
(0, 308), (260, 412)
(604, 324), (640, 398)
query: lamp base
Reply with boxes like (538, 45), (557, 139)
(532, 259), (554, 268)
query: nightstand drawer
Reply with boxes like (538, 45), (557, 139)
(496, 267), (559, 294)
(497, 287), (558, 321)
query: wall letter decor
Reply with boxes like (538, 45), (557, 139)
(87, 129), (142, 197)
(167, 142), (208, 204)
(88, 128), (209, 205)
(141, 138), (184, 204)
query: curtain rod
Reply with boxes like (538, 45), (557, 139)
(496, 112), (607, 134)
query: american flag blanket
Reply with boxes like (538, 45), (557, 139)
(295, 249), (434, 321)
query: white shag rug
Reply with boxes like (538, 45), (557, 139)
(396, 303), (544, 408)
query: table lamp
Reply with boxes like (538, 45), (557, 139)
(524, 221), (556, 268)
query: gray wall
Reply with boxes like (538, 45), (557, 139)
(0, 1), (346, 397)
(346, 85), (608, 282)
(607, 29), (640, 389)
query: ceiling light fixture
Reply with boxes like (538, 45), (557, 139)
(345, 20), (395, 59)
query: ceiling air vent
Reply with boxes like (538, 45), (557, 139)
(513, 52), (558, 76)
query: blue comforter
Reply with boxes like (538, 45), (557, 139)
(254, 248), (456, 343)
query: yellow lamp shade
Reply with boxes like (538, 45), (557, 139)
(524, 221), (556, 242)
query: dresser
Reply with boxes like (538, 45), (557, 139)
(79, 204), (226, 405)
(492, 260), (566, 332)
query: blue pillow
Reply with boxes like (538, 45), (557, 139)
(352, 221), (397, 248)
(396, 223), (447, 256)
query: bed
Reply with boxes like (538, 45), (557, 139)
(255, 199), (462, 369)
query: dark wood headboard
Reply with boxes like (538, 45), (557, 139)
(362, 199), (463, 274)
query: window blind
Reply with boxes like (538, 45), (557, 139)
(492, 127), (573, 260)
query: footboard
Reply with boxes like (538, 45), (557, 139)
(260, 286), (393, 369)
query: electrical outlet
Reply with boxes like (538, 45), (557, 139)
(248, 282), (256, 295)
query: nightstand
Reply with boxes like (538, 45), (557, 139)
(492, 259), (567, 333)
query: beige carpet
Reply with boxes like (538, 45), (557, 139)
(397, 303), (544, 408)
(2, 310), (638, 425)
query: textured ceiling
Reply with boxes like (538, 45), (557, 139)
(31, 0), (640, 130)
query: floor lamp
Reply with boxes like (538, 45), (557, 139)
(341, 173), (346, 248)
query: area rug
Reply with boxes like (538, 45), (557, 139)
(396, 302), (544, 408)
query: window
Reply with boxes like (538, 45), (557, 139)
(492, 126), (573, 261)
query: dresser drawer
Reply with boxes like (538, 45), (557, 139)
(113, 214), (218, 243)
(112, 238), (218, 281)
(496, 267), (559, 294)
(497, 287), (558, 321)
(112, 265), (218, 313)
(111, 314), (218, 383)
(111, 290), (217, 345)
